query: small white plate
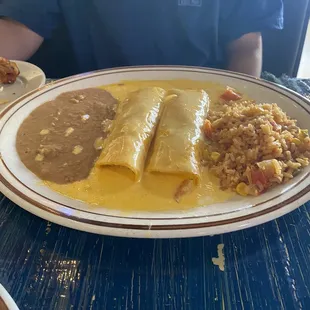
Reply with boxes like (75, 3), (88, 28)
(0, 61), (46, 111)
(0, 66), (309, 238)
(0, 284), (19, 310)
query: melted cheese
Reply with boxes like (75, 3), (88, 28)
(147, 89), (209, 184)
(96, 87), (165, 180)
(47, 166), (233, 212)
(46, 79), (235, 212)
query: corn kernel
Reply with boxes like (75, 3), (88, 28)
(260, 123), (272, 135)
(292, 138), (301, 145)
(299, 129), (309, 139)
(236, 182), (249, 196)
(210, 152), (221, 162)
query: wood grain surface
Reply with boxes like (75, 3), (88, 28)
(0, 194), (309, 310)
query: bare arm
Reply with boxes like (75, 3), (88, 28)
(0, 18), (43, 60)
(226, 32), (263, 77)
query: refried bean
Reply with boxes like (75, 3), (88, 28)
(16, 88), (118, 184)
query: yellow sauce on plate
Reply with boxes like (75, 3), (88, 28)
(46, 80), (235, 211)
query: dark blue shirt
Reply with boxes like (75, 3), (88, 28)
(0, 0), (283, 73)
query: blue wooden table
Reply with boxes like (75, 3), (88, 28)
(0, 74), (309, 310)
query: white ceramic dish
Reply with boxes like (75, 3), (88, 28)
(0, 66), (309, 238)
(0, 60), (46, 111)
(0, 284), (19, 310)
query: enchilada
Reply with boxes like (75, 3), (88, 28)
(96, 87), (166, 180)
(147, 89), (209, 183)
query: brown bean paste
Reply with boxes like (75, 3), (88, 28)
(16, 88), (118, 184)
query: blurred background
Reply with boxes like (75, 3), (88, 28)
(29, 0), (310, 79)
(263, 0), (310, 78)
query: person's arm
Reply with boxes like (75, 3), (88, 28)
(0, 18), (43, 60)
(220, 0), (283, 77)
(227, 32), (262, 77)
(0, 0), (60, 59)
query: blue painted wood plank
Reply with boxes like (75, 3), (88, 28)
(0, 194), (309, 310)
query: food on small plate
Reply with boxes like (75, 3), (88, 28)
(96, 87), (166, 180)
(0, 57), (20, 84)
(203, 97), (310, 196)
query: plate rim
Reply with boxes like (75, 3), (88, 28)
(0, 65), (309, 237)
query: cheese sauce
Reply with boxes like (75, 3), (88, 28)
(46, 80), (234, 211)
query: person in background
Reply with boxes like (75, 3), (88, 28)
(0, 0), (283, 78)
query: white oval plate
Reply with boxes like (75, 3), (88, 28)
(0, 60), (46, 110)
(0, 66), (309, 238)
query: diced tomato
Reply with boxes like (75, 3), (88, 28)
(220, 87), (242, 101)
(203, 120), (213, 139)
(250, 170), (268, 188)
(251, 170), (267, 185)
